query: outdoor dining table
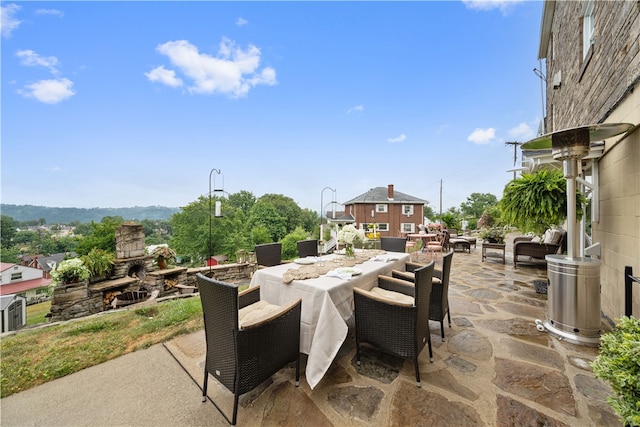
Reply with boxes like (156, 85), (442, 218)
(249, 250), (409, 389)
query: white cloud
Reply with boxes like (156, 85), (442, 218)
(145, 66), (183, 87)
(35, 8), (64, 17)
(236, 17), (248, 26)
(16, 50), (60, 74)
(347, 104), (364, 114)
(468, 127), (495, 144)
(508, 122), (534, 141)
(1, 4), (22, 38)
(462, 0), (524, 14)
(388, 134), (407, 143)
(149, 38), (277, 98)
(18, 78), (76, 104)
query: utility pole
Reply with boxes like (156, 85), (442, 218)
(505, 141), (521, 180)
(439, 179), (443, 216)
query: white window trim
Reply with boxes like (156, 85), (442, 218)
(582, 0), (595, 60)
(375, 204), (388, 213)
(402, 205), (414, 215)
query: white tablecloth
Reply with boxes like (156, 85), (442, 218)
(249, 251), (409, 389)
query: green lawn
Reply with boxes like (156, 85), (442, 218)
(1, 297), (204, 398)
(26, 301), (51, 326)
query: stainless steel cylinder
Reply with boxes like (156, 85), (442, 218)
(544, 255), (601, 346)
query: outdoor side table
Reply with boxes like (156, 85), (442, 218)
(482, 243), (505, 264)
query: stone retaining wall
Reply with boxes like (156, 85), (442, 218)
(49, 262), (257, 322)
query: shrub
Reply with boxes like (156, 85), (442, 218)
(590, 316), (640, 426)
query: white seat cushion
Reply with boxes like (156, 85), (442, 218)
(238, 300), (283, 329)
(369, 287), (414, 305)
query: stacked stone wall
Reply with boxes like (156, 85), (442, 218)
(545, 1), (639, 130)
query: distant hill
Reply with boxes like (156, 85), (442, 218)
(1, 204), (180, 224)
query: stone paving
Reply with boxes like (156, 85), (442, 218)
(166, 236), (621, 426)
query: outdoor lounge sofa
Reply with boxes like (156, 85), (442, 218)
(513, 228), (566, 267)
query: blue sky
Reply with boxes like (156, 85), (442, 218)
(2, 0), (545, 215)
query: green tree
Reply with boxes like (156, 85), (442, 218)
(460, 193), (498, 219)
(1, 215), (19, 248)
(257, 194), (303, 234)
(75, 216), (123, 255)
(248, 201), (287, 242)
(170, 197), (210, 264)
(300, 208), (320, 237)
(228, 190), (256, 216)
(422, 205), (436, 221)
(280, 227), (311, 260)
(0, 246), (21, 263)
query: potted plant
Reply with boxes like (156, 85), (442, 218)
(590, 316), (640, 426)
(499, 168), (586, 236)
(50, 258), (91, 285)
(150, 245), (177, 269)
(479, 227), (506, 244)
(80, 248), (114, 282)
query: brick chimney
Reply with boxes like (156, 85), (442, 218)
(387, 184), (394, 200)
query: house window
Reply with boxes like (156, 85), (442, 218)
(401, 223), (414, 233)
(402, 205), (414, 215)
(375, 204), (387, 213)
(11, 272), (23, 281)
(582, 0), (595, 60)
(377, 223), (389, 232)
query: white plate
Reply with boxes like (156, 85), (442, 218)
(294, 257), (317, 265)
(335, 267), (362, 276)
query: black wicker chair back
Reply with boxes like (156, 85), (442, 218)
(380, 236), (408, 252)
(255, 242), (282, 267)
(296, 239), (318, 258)
(354, 261), (434, 387)
(430, 250), (453, 339)
(196, 273), (301, 425)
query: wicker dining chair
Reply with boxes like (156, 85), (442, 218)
(254, 242), (283, 268)
(296, 239), (319, 258)
(353, 261), (435, 387)
(380, 236), (408, 253)
(393, 250), (454, 340)
(196, 273), (301, 425)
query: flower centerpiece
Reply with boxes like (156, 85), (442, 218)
(338, 224), (365, 258)
(51, 258), (91, 285)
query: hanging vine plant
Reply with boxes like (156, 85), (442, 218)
(499, 168), (586, 236)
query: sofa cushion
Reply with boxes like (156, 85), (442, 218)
(544, 229), (563, 245)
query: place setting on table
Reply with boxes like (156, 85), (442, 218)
(281, 249), (401, 284)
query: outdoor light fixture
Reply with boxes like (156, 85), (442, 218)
(320, 187), (336, 226)
(208, 168), (223, 272)
(523, 122), (633, 346)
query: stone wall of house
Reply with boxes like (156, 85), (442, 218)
(542, 1), (640, 320)
(545, 1), (639, 131)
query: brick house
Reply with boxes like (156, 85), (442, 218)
(342, 184), (427, 236)
(526, 0), (639, 320)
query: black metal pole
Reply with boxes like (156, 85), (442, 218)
(209, 168), (221, 274)
(625, 265), (638, 317)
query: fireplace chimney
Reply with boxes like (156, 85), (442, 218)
(388, 184), (394, 200)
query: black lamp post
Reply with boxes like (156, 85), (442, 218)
(209, 168), (222, 273)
